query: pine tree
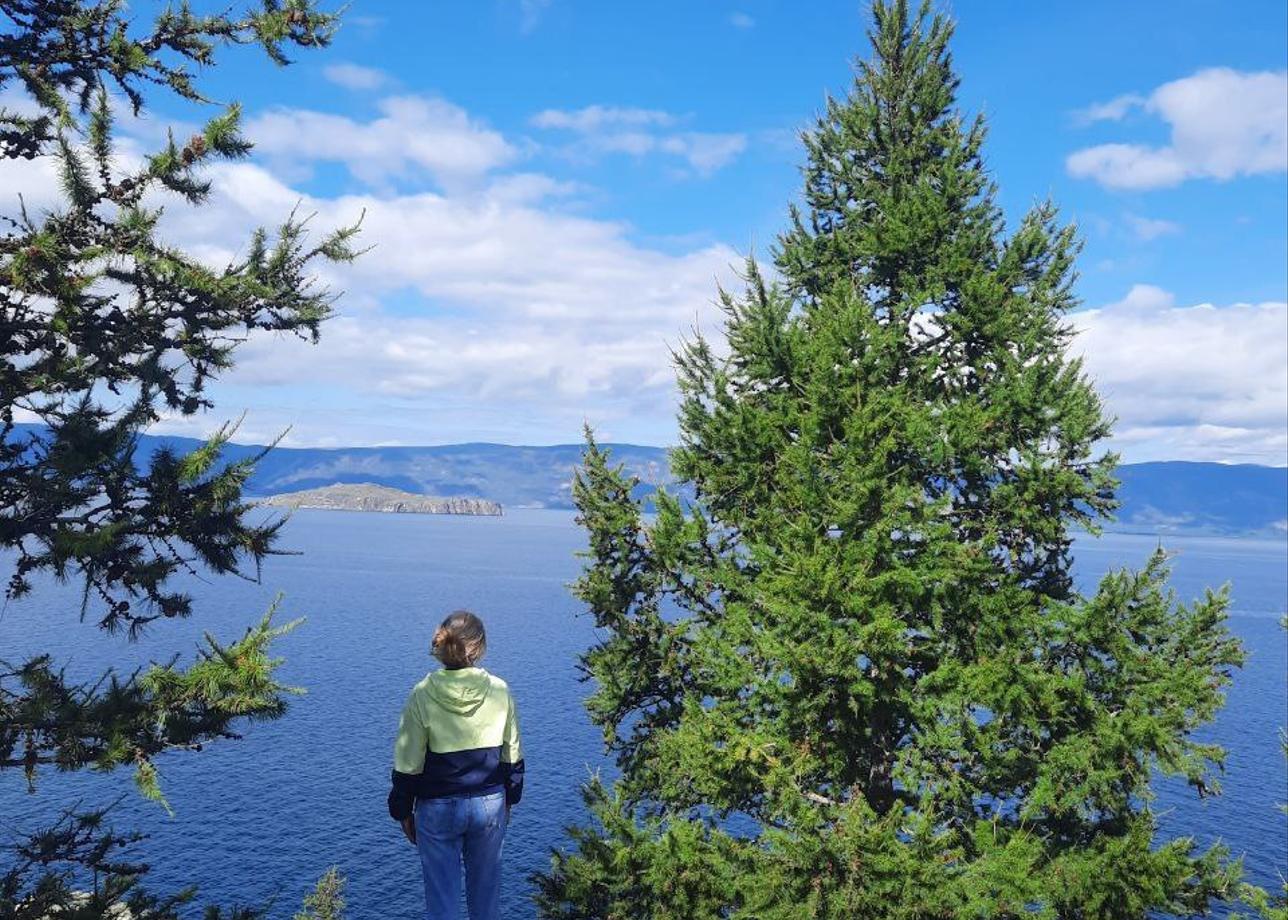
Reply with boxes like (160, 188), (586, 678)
(0, 2), (358, 915)
(536, 2), (1246, 917)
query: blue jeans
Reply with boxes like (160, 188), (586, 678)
(414, 792), (507, 920)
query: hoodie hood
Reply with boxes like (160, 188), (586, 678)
(426, 667), (491, 716)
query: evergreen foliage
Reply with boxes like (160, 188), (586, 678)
(293, 867), (346, 920)
(536, 2), (1247, 917)
(0, 1), (356, 914)
(1, 601), (302, 809)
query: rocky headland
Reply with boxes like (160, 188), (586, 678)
(259, 483), (502, 516)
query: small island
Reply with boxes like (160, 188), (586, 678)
(259, 483), (503, 516)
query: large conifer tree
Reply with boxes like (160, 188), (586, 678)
(1, 2), (358, 915)
(537, 3), (1246, 917)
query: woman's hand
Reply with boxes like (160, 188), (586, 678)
(401, 815), (417, 845)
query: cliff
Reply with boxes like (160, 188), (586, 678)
(259, 483), (502, 516)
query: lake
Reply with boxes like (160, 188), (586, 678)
(1, 510), (1285, 917)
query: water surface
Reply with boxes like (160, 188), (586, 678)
(1, 512), (1283, 916)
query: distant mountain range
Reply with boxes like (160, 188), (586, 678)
(10, 424), (1287, 536)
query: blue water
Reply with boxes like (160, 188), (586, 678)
(1, 511), (1284, 917)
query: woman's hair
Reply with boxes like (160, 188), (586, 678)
(432, 609), (487, 669)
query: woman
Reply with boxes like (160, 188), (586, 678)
(388, 610), (524, 920)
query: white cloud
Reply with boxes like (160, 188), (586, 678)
(1123, 213), (1181, 241)
(659, 133), (748, 174)
(1070, 285), (1287, 464)
(232, 314), (689, 402)
(7, 89), (1281, 460)
(349, 15), (385, 32)
(0, 144), (61, 214)
(142, 145), (740, 444)
(532, 105), (746, 175)
(1068, 144), (1189, 189)
(1072, 93), (1146, 125)
(1067, 68), (1288, 190)
(730, 12), (756, 29)
(531, 106), (675, 132)
(322, 63), (388, 91)
(0, 86), (746, 446)
(247, 95), (517, 189)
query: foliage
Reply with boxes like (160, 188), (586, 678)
(293, 868), (346, 920)
(1, 0), (360, 633)
(536, 2), (1247, 917)
(1, 808), (347, 920)
(0, 804), (270, 919)
(0, 0), (355, 915)
(1237, 885), (1288, 920)
(1, 600), (302, 810)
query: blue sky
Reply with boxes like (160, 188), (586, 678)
(188, 0), (1288, 306)
(7, 1), (1286, 461)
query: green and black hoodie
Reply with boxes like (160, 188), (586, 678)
(388, 667), (524, 822)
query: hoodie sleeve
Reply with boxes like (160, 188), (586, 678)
(388, 689), (427, 822)
(500, 690), (524, 806)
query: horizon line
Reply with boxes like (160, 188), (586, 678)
(11, 422), (1286, 469)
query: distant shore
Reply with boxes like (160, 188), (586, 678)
(258, 483), (502, 516)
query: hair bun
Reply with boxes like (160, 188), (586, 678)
(432, 610), (487, 668)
